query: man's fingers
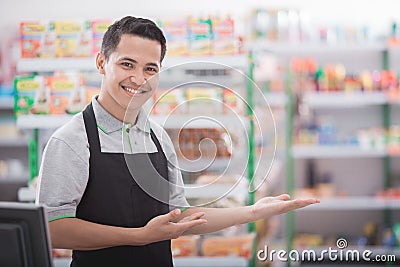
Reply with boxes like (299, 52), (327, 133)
(159, 209), (181, 223)
(276, 194), (291, 201)
(178, 212), (205, 223)
(179, 218), (207, 230)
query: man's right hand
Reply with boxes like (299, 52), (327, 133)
(141, 209), (207, 244)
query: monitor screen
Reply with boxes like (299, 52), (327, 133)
(0, 202), (53, 267)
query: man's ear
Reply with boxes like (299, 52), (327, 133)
(96, 53), (106, 74)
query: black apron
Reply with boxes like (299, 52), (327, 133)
(71, 103), (173, 267)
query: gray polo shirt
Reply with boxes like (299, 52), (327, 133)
(36, 97), (189, 221)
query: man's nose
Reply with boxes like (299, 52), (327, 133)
(129, 71), (146, 86)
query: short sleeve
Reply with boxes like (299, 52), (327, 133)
(36, 137), (89, 221)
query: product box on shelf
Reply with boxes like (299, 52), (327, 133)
(47, 74), (80, 114)
(201, 233), (255, 259)
(171, 235), (200, 257)
(55, 20), (92, 57)
(160, 19), (189, 56)
(212, 17), (236, 55)
(152, 88), (186, 115)
(188, 18), (212, 56)
(14, 75), (47, 116)
(223, 88), (244, 115)
(185, 87), (222, 114)
(91, 19), (112, 56)
(20, 21), (56, 58)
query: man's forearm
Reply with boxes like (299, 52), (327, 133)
(49, 218), (147, 250)
(180, 206), (254, 235)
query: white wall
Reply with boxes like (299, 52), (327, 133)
(1, 0), (399, 43)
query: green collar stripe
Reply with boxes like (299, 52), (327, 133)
(48, 214), (75, 222)
(97, 123), (109, 134)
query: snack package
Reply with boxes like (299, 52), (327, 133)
(91, 19), (112, 56)
(152, 88), (186, 115)
(14, 75), (46, 116)
(48, 74), (79, 114)
(55, 20), (92, 57)
(20, 21), (56, 58)
(223, 88), (244, 115)
(201, 233), (255, 259)
(188, 18), (212, 56)
(160, 19), (189, 56)
(171, 235), (199, 257)
(212, 17), (236, 55)
(65, 77), (86, 114)
(186, 87), (222, 114)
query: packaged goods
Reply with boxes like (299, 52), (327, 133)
(91, 19), (112, 55)
(65, 77), (87, 114)
(152, 88), (186, 115)
(14, 75), (46, 116)
(160, 19), (189, 56)
(222, 88), (244, 115)
(55, 20), (92, 57)
(20, 21), (56, 58)
(188, 18), (212, 55)
(171, 235), (199, 257)
(47, 74), (79, 114)
(186, 87), (222, 114)
(212, 17), (236, 55)
(201, 233), (255, 259)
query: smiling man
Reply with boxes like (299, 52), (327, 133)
(36, 16), (319, 267)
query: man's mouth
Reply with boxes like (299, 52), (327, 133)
(122, 86), (146, 95)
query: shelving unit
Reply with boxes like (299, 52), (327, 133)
(252, 41), (400, 266)
(292, 145), (387, 159)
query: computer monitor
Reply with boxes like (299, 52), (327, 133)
(0, 202), (53, 267)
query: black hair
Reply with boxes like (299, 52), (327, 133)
(101, 16), (166, 63)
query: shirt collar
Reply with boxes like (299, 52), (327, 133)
(92, 96), (151, 134)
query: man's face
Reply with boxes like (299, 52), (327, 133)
(97, 34), (161, 115)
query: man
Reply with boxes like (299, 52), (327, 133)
(36, 16), (319, 267)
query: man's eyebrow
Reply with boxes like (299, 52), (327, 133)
(118, 57), (159, 69)
(118, 57), (137, 63)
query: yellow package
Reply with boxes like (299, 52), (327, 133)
(48, 74), (79, 114)
(55, 20), (92, 57)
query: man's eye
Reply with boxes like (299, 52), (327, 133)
(121, 62), (133, 68)
(146, 67), (157, 73)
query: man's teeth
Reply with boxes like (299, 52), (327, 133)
(123, 87), (144, 94)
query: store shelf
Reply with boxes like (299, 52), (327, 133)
(162, 55), (248, 69)
(17, 113), (248, 130)
(151, 114), (248, 129)
(303, 92), (387, 108)
(16, 114), (73, 129)
(302, 197), (400, 210)
(17, 58), (96, 72)
(292, 145), (386, 159)
(0, 96), (14, 109)
(249, 41), (386, 54)
(184, 183), (246, 199)
(54, 256), (248, 267)
(178, 158), (231, 171)
(0, 137), (28, 147)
